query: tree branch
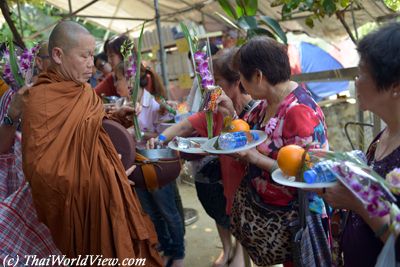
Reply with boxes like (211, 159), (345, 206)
(336, 10), (357, 45)
(0, 0), (25, 48)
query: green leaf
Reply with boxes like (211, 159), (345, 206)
(238, 16), (258, 30)
(7, 40), (25, 88)
(258, 15), (287, 44)
(206, 110), (214, 138)
(236, 0), (258, 16)
(133, 25), (144, 134)
(247, 28), (276, 39)
(286, 0), (301, 9)
(305, 16), (314, 28)
(383, 0), (400, 11)
(340, 0), (350, 8)
(217, 0), (238, 20)
(305, 0), (315, 9)
(322, 0), (336, 15)
(131, 22), (145, 140)
(214, 11), (242, 30)
(281, 4), (292, 20)
(236, 5), (245, 18)
(180, 22), (203, 94)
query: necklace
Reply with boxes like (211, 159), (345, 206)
(374, 128), (400, 161)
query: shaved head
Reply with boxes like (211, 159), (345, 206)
(38, 41), (48, 56)
(47, 20), (96, 84)
(48, 20), (91, 55)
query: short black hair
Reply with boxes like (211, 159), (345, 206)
(233, 36), (290, 85)
(213, 47), (246, 93)
(357, 22), (400, 91)
(94, 52), (107, 65)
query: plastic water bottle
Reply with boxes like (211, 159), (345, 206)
(156, 134), (166, 149)
(303, 160), (338, 184)
(218, 131), (259, 150)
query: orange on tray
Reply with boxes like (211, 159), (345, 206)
(277, 145), (309, 176)
(228, 119), (250, 132)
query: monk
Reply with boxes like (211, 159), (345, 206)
(22, 21), (162, 266)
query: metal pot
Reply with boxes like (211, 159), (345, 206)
(136, 148), (178, 161)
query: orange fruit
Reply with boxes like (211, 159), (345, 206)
(277, 145), (309, 176)
(229, 119), (250, 132)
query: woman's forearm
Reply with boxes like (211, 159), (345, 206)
(160, 118), (196, 142)
(356, 205), (392, 243)
(245, 149), (276, 172)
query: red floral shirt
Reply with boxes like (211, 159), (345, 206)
(248, 86), (329, 206)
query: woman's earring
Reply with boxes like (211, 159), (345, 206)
(393, 92), (399, 97)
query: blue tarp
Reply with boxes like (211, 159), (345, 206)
(300, 42), (349, 101)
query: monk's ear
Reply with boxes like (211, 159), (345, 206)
(52, 47), (63, 65)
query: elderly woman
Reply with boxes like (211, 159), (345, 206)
(148, 48), (257, 267)
(321, 23), (400, 267)
(216, 36), (329, 266)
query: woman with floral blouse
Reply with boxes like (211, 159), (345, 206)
(216, 36), (329, 266)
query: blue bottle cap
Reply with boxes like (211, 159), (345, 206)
(158, 134), (167, 142)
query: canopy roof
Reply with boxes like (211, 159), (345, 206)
(45, 0), (396, 40)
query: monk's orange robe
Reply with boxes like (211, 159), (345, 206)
(22, 68), (162, 266)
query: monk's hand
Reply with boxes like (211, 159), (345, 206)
(113, 106), (135, 118)
(8, 86), (29, 121)
(118, 155), (136, 177)
(134, 101), (142, 116)
(125, 165), (136, 177)
(146, 138), (156, 149)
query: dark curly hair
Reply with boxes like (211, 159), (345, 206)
(357, 22), (400, 91)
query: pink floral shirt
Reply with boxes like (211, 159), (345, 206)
(248, 86), (329, 206)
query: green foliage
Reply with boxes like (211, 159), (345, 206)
(383, 0), (400, 11)
(236, 0), (258, 16)
(217, 0), (287, 44)
(1, 1), (115, 47)
(7, 0), (44, 5)
(218, 0), (239, 19)
(132, 23), (145, 141)
(272, 0), (352, 28)
(7, 39), (25, 87)
(259, 15), (287, 44)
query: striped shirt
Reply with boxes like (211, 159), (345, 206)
(0, 89), (60, 264)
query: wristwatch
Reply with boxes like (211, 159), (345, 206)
(3, 114), (21, 126)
